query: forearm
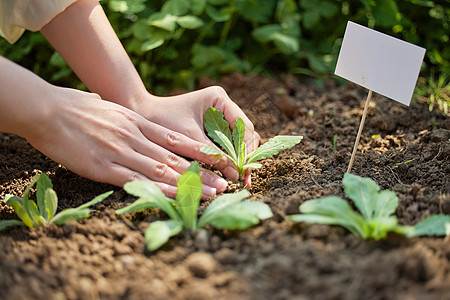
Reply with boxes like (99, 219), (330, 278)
(0, 56), (54, 138)
(40, 0), (148, 109)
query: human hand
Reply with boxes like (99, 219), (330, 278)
(130, 86), (260, 187)
(24, 87), (229, 199)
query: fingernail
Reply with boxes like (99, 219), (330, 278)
(214, 177), (228, 192)
(224, 166), (239, 181)
(203, 186), (217, 197)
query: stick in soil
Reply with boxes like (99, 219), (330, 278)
(347, 90), (373, 173)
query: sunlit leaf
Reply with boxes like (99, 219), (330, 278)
(145, 219), (183, 251)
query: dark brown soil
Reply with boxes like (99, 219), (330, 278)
(1, 73), (449, 300)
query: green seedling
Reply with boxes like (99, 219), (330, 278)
(394, 158), (417, 167)
(0, 173), (112, 230)
(200, 107), (302, 178)
(287, 173), (450, 240)
(116, 162), (273, 251)
(333, 134), (338, 151)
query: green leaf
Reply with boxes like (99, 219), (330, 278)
(205, 201), (273, 230)
(205, 6), (231, 22)
(232, 118), (246, 168)
(77, 191), (113, 210)
(199, 145), (224, 156)
(242, 162), (262, 170)
(22, 176), (39, 226)
(203, 107), (237, 161)
(122, 180), (180, 221)
(215, 130), (238, 162)
(374, 190), (398, 218)
(148, 13), (178, 32)
(176, 162), (202, 230)
(161, 0), (190, 16)
(9, 199), (34, 228)
(272, 32), (299, 55)
(372, 0), (399, 27)
(288, 196), (368, 237)
(411, 214), (450, 237)
(51, 208), (90, 226)
(44, 188), (58, 221)
(246, 135), (302, 164)
(252, 24), (283, 43)
(176, 15), (204, 29)
(115, 198), (158, 215)
(235, 0), (276, 23)
(36, 173), (53, 220)
(141, 39), (165, 52)
(198, 189), (250, 227)
(145, 219), (183, 251)
(0, 220), (26, 231)
(27, 199), (43, 227)
(4, 194), (22, 206)
(343, 173), (380, 220)
(191, 0), (207, 15)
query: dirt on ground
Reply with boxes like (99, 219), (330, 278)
(0, 73), (449, 300)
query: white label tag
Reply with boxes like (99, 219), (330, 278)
(335, 21), (425, 106)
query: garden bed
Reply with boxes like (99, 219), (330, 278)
(0, 73), (449, 300)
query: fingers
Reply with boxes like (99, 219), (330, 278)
(103, 162), (222, 200)
(138, 119), (239, 183)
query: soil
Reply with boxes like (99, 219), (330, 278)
(0, 73), (449, 300)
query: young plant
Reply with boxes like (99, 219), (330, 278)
(287, 173), (450, 240)
(200, 107), (303, 178)
(0, 173), (112, 230)
(116, 162), (273, 251)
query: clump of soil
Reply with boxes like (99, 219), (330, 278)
(0, 73), (449, 300)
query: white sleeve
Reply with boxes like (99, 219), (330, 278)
(0, 0), (77, 44)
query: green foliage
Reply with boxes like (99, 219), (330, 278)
(0, 174), (112, 230)
(1, 0), (447, 98)
(287, 173), (450, 240)
(415, 73), (449, 115)
(116, 162), (272, 251)
(200, 107), (302, 178)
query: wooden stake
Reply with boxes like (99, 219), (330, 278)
(347, 90), (373, 174)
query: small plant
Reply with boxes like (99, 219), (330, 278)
(332, 134), (338, 151)
(0, 174), (113, 230)
(287, 173), (450, 240)
(415, 73), (449, 115)
(200, 107), (302, 179)
(116, 162), (273, 251)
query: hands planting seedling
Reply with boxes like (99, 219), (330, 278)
(200, 107), (302, 179)
(116, 162), (273, 251)
(287, 173), (450, 240)
(0, 173), (112, 230)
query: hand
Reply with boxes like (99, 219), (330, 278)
(131, 86), (260, 187)
(25, 87), (229, 199)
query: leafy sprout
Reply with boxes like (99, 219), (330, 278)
(0, 173), (112, 230)
(200, 107), (302, 179)
(116, 162), (273, 251)
(287, 173), (450, 240)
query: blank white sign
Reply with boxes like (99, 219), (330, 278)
(335, 21), (426, 106)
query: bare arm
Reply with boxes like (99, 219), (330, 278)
(40, 0), (147, 108)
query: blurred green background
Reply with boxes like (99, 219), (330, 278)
(1, 0), (448, 112)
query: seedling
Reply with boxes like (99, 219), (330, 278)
(287, 173), (450, 240)
(116, 162), (273, 251)
(333, 134), (338, 151)
(0, 173), (112, 230)
(200, 107), (302, 178)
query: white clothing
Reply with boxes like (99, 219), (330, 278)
(0, 0), (76, 43)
